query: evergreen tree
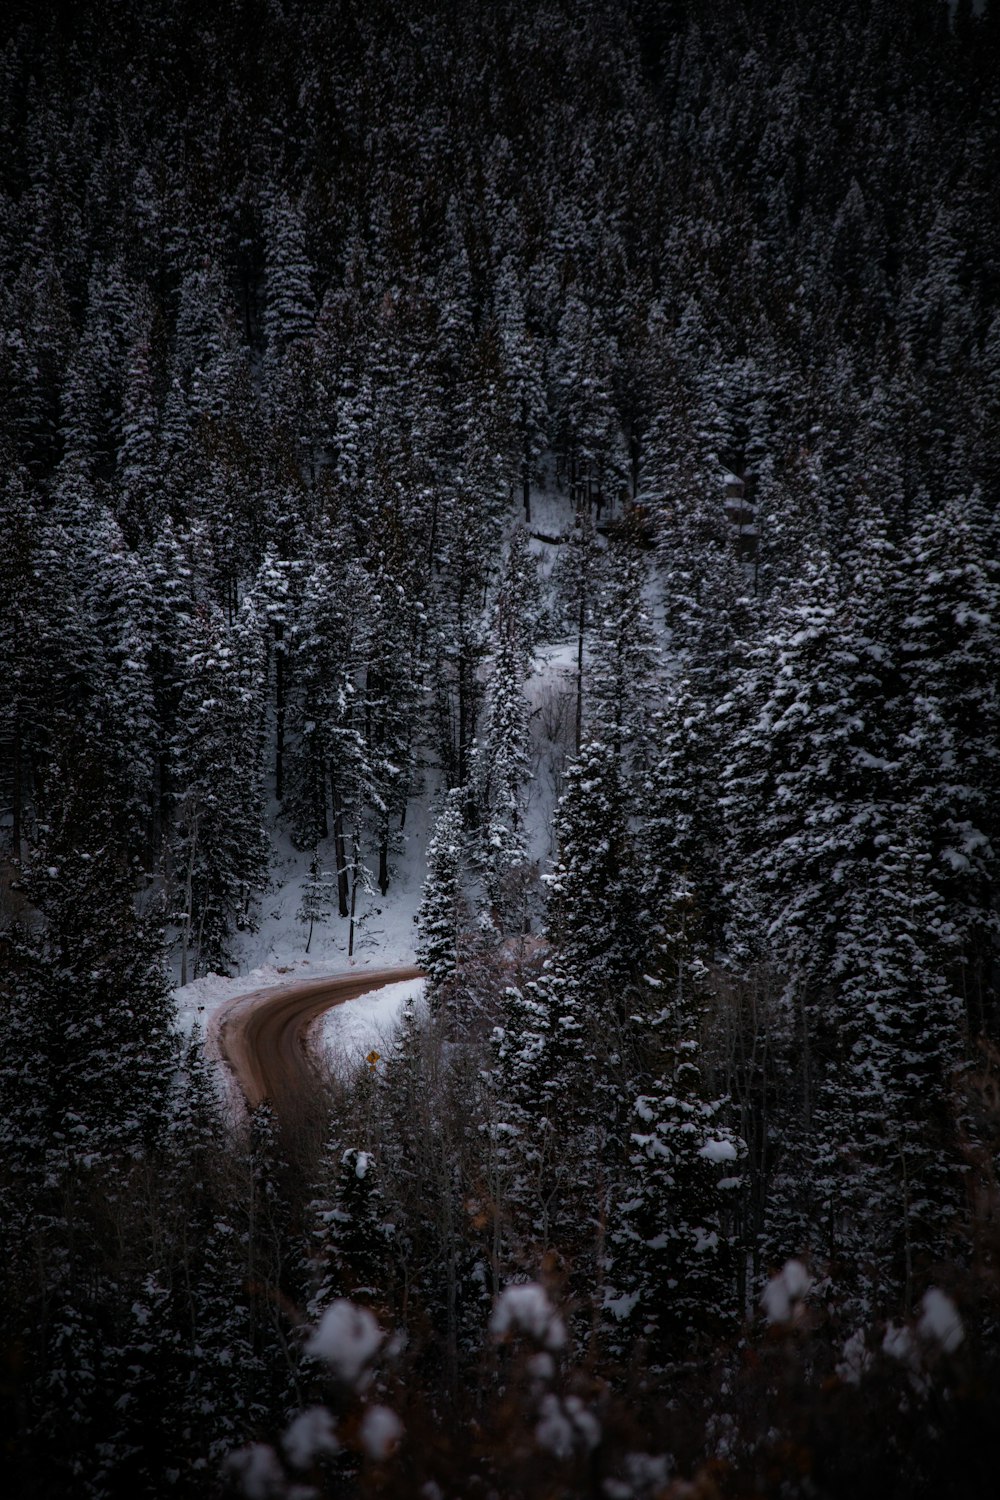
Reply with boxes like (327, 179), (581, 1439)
(67, 501), (157, 858)
(544, 740), (642, 991)
(286, 553), (358, 873)
(720, 531), (969, 1306)
(1, 728), (175, 1163)
(494, 741), (647, 1291)
(263, 188), (315, 355)
(172, 599), (269, 980)
(488, 977), (565, 1259)
(0, 250), (74, 477)
(360, 555), (426, 898)
(899, 492), (1000, 1036)
(308, 1145), (393, 1314)
(298, 851), (334, 954)
(0, 469), (93, 856)
(586, 539), (660, 769)
(59, 255), (138, 479)
(550, 289), (629, 516)
(495, 256), (548, 521)
(643, 678), (727, 947)
(477, 575), (534, 931)
(829, 808), (965, 1303)
(252, 550), (304, 807)
(429, 376), (511, 789)
(417, 795), (467, 995)
(146, 517), (195, 855)
(611, 869), (745, 1357)
(551, 510), (603, 753)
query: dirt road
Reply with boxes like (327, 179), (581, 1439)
(215, 967), (424, 1113)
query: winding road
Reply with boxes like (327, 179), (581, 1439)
(215, 966), (424, 1114)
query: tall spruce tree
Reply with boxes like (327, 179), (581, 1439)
(172, 599), (269, 980)
(417, 795), (467, 996)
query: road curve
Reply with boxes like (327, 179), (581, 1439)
(216, 966), (424, 1113)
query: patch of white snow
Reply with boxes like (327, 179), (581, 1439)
(359, 1404), (404, 1462)
(282, 1406), (339, 1469)
(761, 1259), (812, 1324)
(489, 1283), (566, 1350)
(918, 1288), (964, 1353)
(305, 1301), (384, 1389)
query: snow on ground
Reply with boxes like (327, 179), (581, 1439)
(524, 637), (579, 862)
(234, 781), (435, 977)
(523, 456), (633, 556)
(173, 470), (665, 1079)
(172, 767), (435, 1055)
(321, 977), (426, 1071)
(525, 476), (577, 556)
(172, 782), (433, 1072)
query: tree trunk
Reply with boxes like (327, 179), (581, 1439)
(180, 816), (198, 989)
(11, 715), (22, 860)
(315, 757), (328, 841)
(274, 623), (285, 802)
(348, 830), (360, 958)
(330, 772), (350, 917)
(378, 818), (389, 897)
(195, 896), (207, 980)
(576, 598), (585, 753)
(428, 492), (439, 567)
(457, 641), (470, 788)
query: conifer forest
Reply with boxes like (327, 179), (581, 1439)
(3, 1), (1000, 1495)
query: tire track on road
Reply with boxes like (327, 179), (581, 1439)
(216, 966), (424, 1112)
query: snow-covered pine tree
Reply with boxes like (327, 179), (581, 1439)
(488, 971), (582, 1270)
(1, 248), (74, 478)
(498, 524), (546, 654)
(359, 555), (426, 897)
(252, 550), (305, 807)
(262, 188), (315, 376)
(477, 575), (534, 932)
(0, 469), (96, 857)
(58, 255), (138, 480)
(298, 851), (334, 954)
(417, 794), (467, 997)
(586, 538), (660, 772)
(171, 598), (269, 980)
(718, 553), (884, 1285)
(899, 491), (1000, 1037)
(550, 289), (629, 517)
(428, 372), (511, 790)
(284, 552), (352, 852)
(109, 1032), (261, 1484)
(145, 517), (195, 854)
(611, 872), (745, 1360)
(494, 255), (548, 521)
(551, 509), (603, 753)
(496, 740), (647, 1295)
(643, 678), (728, 949)
(286, 553), (357, 871)
(719, 514), (972, 1308)
(308, 1144), (393, 1315)
(114, 293), (164, 549)
(1, 725), (176, 1162)
(68, 501), (157, 859)
(544, 739), (643, 991)
(829, 807), (965, 1305)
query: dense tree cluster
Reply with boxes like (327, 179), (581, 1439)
(2, 0), (1000, 1495)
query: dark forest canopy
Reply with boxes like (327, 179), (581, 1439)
(1, 1), (1000, 1496)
